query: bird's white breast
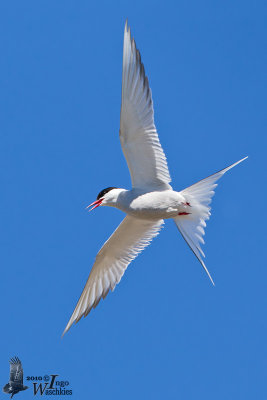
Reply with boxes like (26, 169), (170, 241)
(116, 189), (185, 220)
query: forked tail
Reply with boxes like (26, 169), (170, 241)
(174, 157), (248, 284)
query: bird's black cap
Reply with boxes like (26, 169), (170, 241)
(97, 187), (117, 200)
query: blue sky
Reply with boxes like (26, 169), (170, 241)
(0, 1), (266, 399)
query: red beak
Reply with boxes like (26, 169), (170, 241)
(86, 198), (103, 211)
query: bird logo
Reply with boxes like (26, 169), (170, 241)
(2, 357), (28, 398)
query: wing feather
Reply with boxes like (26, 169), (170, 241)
(63, 216), (164, 334)
(120, 21), (171, 190)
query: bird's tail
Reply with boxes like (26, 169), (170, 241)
(173, 157), (247, 284)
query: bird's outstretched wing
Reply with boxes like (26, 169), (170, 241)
(63, 216), (164, 334)
(120, 21), (171, 190)
(9, 357), (23, 385)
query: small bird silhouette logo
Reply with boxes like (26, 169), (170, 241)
(2, 357), (28, 398)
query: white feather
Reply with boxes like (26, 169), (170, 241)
(174, 157), (248, 284)
(120, 21), (171, 190)
(63, 20), (247, 334)
(63, 216), (163, 334)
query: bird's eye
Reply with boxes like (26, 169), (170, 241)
(97, 187), (117, 200)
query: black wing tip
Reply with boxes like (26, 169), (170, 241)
(10, 357), (21, 365)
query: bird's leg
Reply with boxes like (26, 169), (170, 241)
(178, 201), (191, 216)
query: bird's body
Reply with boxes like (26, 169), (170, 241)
(102, 188), (186, 220)
(63, 21), (247, 335)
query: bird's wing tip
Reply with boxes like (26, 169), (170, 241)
(124, 18), (129, 32)
(61, 328), (68, 338)
(62, 320), (73, 337)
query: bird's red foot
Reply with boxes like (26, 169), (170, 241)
(182, 202), (191, 207)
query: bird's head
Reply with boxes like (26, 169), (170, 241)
(87, 187), (122, 211)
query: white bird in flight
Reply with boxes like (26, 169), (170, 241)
(63, 21), (247, 335)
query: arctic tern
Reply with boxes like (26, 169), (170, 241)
(63, 21), (247, 335)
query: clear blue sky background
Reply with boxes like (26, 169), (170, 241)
(0, 1), (266, 399)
